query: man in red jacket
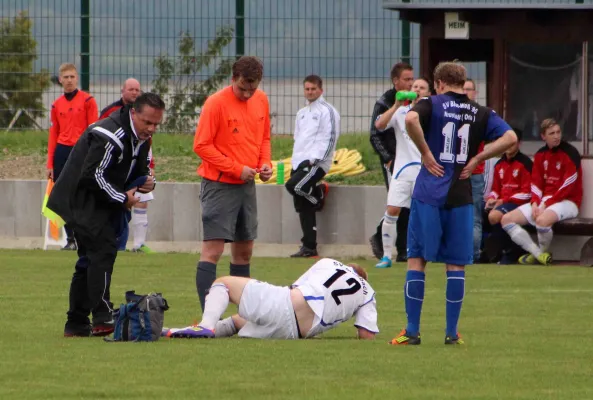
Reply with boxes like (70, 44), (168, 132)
(484, 129), (532, 263)
(47, 63), (98, 250)
(99, 78), (141, 119)
(501, 119), (582, 265)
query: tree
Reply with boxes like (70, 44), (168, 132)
(0, 11), (51, 129)
(152, 26), (234, 133)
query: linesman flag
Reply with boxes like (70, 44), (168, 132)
(41, 179), (65, 239)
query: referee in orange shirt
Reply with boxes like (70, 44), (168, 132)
(47, 63), (98, 250)
(193, 56), (273, 311)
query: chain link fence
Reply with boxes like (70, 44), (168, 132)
(1, 0), (428, 134)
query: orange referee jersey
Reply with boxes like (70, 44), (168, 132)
(194, 86), (271, 184)
(47, 90), (98, 169)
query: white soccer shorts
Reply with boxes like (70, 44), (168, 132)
(135, 192), (154, 202)
(387, 179), (415, 208)
(237, 280), (300, 340)
(518, 200), (579, 226)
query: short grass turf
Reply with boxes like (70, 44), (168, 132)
(1, 250), (593, 400)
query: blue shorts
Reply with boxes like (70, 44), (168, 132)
(494, 202), (518, 214)
(407, 199), (473, 266)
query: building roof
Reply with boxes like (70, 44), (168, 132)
(383, 0), (593, 10)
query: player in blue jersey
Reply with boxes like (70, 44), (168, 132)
(389, 62), (517, 346)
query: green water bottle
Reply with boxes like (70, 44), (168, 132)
(277, 160), (285, 185)
(396, 91), (418, 102)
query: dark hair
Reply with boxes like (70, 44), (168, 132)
(303, 74), (323, 88)
(133, 92), (165, 113)
(415, 77), (434, 94)
(511, 126), (523, 141)
(464, 78), (476, 91)
(232, 56), (264, 82)
(390, 62), (413, 80)
(434, 62), (466, 88)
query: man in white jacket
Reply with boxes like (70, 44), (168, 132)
(285, 75), (340, 257)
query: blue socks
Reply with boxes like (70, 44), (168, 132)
(446, 270), (465, 337)
(404, 270), (425, 336)
(404, 269), (466, 338)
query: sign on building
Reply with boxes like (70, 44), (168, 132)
(445, 12), (469, 39)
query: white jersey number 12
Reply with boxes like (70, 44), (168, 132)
(440, 122), (470, 164)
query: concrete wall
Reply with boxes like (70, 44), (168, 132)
(1, 159), (592, 259)
(0, 179), (385, 245)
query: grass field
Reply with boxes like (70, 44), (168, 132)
(2, 250), (593, 399)
(0, 131), (384, 185)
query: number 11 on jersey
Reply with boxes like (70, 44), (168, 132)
(440, 122), (470, 164)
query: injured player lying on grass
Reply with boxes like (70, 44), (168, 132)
(162, 258), (378, 340)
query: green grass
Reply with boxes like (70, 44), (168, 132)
(2, 250), (593, 399)
(0, 131), (384, 184)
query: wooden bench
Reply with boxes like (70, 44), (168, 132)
(525, 218), (593, 266)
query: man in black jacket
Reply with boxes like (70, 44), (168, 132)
(47, 92), (164, 337)
(369, 62), (414, 261)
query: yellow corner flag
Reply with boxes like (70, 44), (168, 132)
(41, 179), (66, 236)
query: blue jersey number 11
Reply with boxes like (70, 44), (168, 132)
(440, 122), (470, 164)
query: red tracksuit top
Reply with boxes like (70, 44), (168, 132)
(531, 141), (582, 208)
(486, 151), (532, 205)
(47, 90), (98, 168)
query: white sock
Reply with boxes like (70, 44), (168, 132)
(199, 283), (229, 330)
(214, 317), (238, 338)
(132, 208), (148, 249)
(536, 226), (553, 253)
(382, 213), (398, 259)
(503, 223), (542, 257)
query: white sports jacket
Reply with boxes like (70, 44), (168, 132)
(291, 95), (340, 173)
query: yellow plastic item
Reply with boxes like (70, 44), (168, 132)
(254, 148), (366, 184)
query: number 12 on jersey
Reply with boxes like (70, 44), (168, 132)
(440, 122), (470, 164)
(323, 269), (361, 305)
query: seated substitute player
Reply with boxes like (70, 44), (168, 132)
(163, 258), (378, 340)
(483, 129), (532, 264)
(501, 119), (582, 265)
(373, 78), (431, 268)
(390, 62), (517, 346)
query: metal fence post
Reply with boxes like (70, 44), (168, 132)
(81, 0), (90, 91)
(401, 20), (410, 65)
(236, 0), (245, 57)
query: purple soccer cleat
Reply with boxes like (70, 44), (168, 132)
(162, 325), (215, 339)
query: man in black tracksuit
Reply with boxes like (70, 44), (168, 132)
(47, 93), (164, 337)
(369, 62), (414, 261)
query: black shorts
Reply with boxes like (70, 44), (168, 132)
(200, 178), (258, 242)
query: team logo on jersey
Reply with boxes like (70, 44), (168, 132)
(513, 169), (519, 177)
(556, 161), (561, 170)
(499, 169), (504, 179)
(543, 160), (548, 170)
